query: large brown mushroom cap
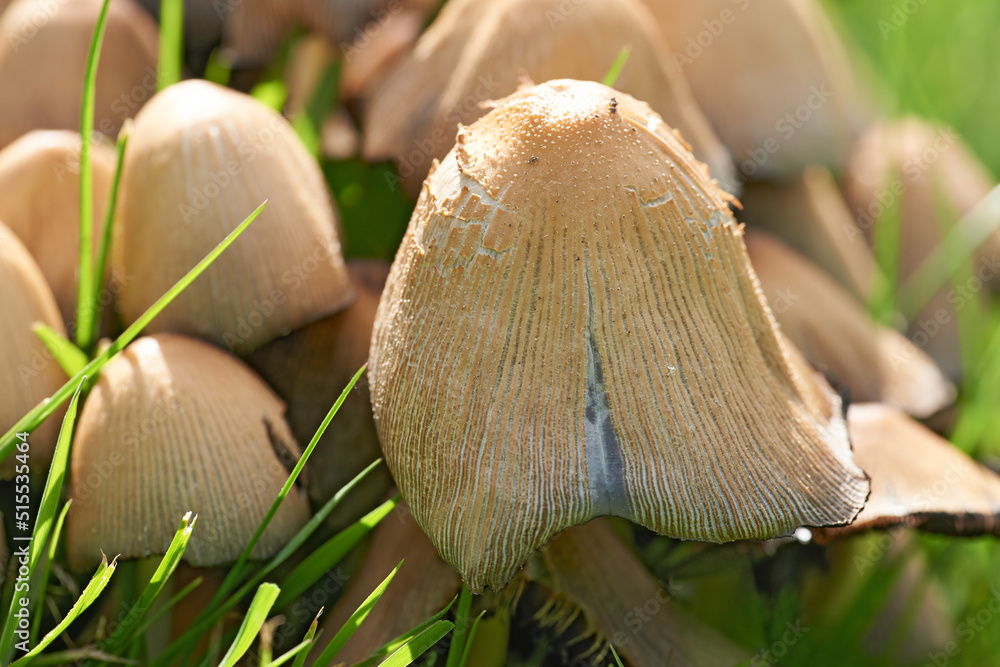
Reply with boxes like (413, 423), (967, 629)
(0, 221), (68, 477)
(0, 0), (159, 149)
(113, 79), (354, 354)
(641, 0), (871, 179)
(67, 333), (310, 570)
(369, 79), (869, 592)
(363, 0), (734, 196)
(0, 130), (116, 325)
(745, 229), (955, 418)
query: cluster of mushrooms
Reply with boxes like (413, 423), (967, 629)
(1, 0), (1000, 664)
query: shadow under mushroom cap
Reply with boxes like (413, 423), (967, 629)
(369, 79), (870, 592)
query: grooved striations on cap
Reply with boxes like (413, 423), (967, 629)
(369, 80), (869, 592)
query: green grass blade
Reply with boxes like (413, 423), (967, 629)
(311, 562), (402, 667)
(129, 575), (203, 642)
(291, 61), (340, 158)
(9, 555), (118, 667)
(445, 584), (473, 667)
(75, 0), (112, 352)
(0, 200), (268, 464)
(222, 364), (368, 600)
(218, 583), (281, 667)
(102, 512), (198, 654)
(251, 80), (288, 112)
(275, 495), (400, 609)
(457, 612), (484, 667)
(0, 379), (84, 661)
(292, 611), (323, 667)
(358, 596), (458, 667)
(602, 46), (632, 87)
(376, 621), (454, 667)
(268, 639), (312, 667)
(610, 644), (625, 667)
(29, 501), (71, 645)
(150, 458), (384, 667)
(87, 125), (129, 351)
(204, 48), (232, 86)
(157, 0), (184, 90)
(32, 324), (88, 377)
(17, 646), (138, 665)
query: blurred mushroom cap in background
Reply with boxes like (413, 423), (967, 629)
(641, 0), (872, 181)
(363, 0), (735, 197)
(369, 79), (868, 592)
(0, 0), (159, 149)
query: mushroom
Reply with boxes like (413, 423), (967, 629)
(744, 229), (955, 419)
(247, 260), (392, 527)
(112, 79), (354, 355)
(738, 166), (876, 303)
(640, 0), (872, 180)
(66, 333), (310, 570)
(362, 0), (735, 197)
(0, 0), (159, 149)
(814, 403), (1000, 539)
(0, 221), (68, 477)
(843, 118), (1000, 380)
(313, 501), (461, 665)
(368, 79), (869, 592)
(0, 130), (117, 326)
(522, 519), (750, 666)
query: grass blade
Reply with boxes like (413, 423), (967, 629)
(610, 644), (625, 667)
(292, 611), (323, 667)
(602, 46), (632, 87)
(87, 125), (129, 351)
(0, 200), (268, 464)
(268, 639), (312, 667)
(32, 324), (87, 377)
(29, 501), (71, 645)
(445, 585), (472, 667)
(157, 0), (184, 90)
(218, 583), (281, 667)
(129, 575), (204, 642)
(102, 512), (198, 654)
(0, 379), (84, 661)
(275, 495), (400, 609)
(311, 562), (402, 666)
(75, 0), (112, 352)
(222, 364), (368, 598)
(376, 620), (454, 667)
(150, 457), (383, 667)
(456, 612), (484, 667)
(9, 554), (118, 666)
(357, 596), (457, 667)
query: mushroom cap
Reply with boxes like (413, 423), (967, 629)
(363, 0), (734, 197)
(247, 260), (392, 524)
(0, 221), (68, 477)
(0, 0), (159, 149)
(641, 0), (871, 179)
(113, 79), (354, 355)
(369, 79), (869, 592)
(66, 333), (311, 570)
(744, 229), (955, 419)
(527, 519), (751, 667)
(315, 502), (460, 665)
(816, 404), (1000, 539)
(739, 166), (875, 302)
(0, 130), (116, 324)
(843, 118), (999, 380)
